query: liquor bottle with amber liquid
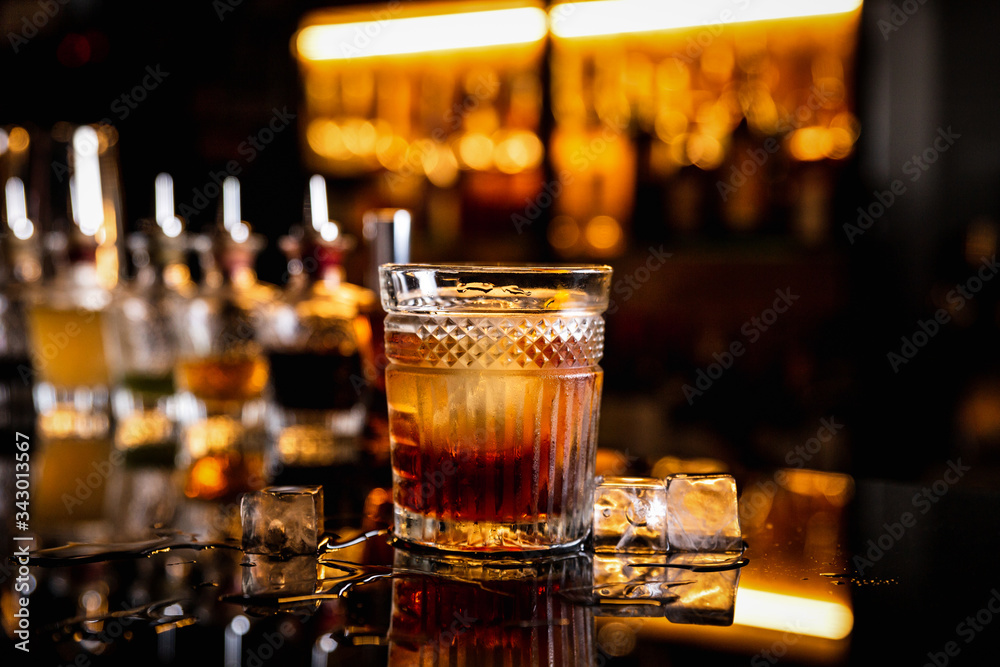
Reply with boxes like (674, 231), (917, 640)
(260, 180), (378, 517)
(172, 178), (274, 502)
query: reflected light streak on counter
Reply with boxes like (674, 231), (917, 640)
(550, 0), (863, 39)
(734, 587), (854, 640)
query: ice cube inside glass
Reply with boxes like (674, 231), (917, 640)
(241, 485), (324, 558)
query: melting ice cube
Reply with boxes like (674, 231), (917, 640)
(593, 476), (668, 553)
(241, 485), (324, 558)
(665, 474), (742, 552)
(593, 474), (741, 553)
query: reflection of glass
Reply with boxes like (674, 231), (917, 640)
(34, 431), (114, 529)
(389, 548), (594, 666)
(380, 265), (610, 552)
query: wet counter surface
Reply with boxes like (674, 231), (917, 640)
(5, 466), (1000, 666)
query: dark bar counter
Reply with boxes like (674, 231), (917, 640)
(6, 458), (1000, 666)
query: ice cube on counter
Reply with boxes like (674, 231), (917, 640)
(241, 485), (324, 558)
(665, 474), (742, 552)
(594, 474), (741, 553)
(593, 476), (668, 553)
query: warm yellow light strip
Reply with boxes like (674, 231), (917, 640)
(550, 0), (863, 39)
(297, 7), (547, 61)
(733, 588), (854, 641)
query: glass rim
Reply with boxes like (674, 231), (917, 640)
(379, 262), (612, 274)
(379, 263), (612, 313)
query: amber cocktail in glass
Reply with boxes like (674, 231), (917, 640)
(380, 264), (611, 552)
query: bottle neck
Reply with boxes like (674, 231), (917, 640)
(57, 241), (99, 286)
(297, 241), (345, 287)
(202, 244), (259, 290)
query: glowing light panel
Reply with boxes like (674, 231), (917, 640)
(4, 177), (34, 240)
(309, 174), (329, 231)
(71, 126), (105, 237)
(297, 7), (547, 60)
(223, 177), (241, 232)
(550, 0), (863, 39)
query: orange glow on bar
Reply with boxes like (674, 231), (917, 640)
(550, 0), (863, 39)
(296, 6), (547, 60)
(733, 588), (854, 641)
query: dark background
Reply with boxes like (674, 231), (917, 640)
(4, 2), (1000, 665)
(2, 2), (1000, 482)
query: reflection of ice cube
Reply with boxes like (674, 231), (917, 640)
(665, 474), (742, 552)
(593, 477), (668, 553)
(242, 554), (318, 598)
(592, 553), (741, 626)
(592, 553), (678, 608)
(105, 467), (180, 538)
(241, 486), (324, 558)
(663, 552), (741, 626)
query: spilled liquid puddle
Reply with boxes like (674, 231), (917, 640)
(23, 535), (242, 566)
(26, 530), (394, 643)
(23, 531), (750, 641)
(820, 571), (898, 587)
(44, 597), (202, 638)
(622, 555), (750, 573)
(320, 528), (391, 551)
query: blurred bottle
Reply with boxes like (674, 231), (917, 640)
(0, 155), (42, 450)
(718, 122), (773, 236)
(110, 174), (193, 465)
(26, 126), (121, 420)
(27, 124), (124, 532)
(104, 174), (193, 536)
(1, 131), (43, 544)
(261, 176), (378, 517)
(359, 208), (411, 474)
(26, 232), (114, 404)
(172, 177), (274, 502)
